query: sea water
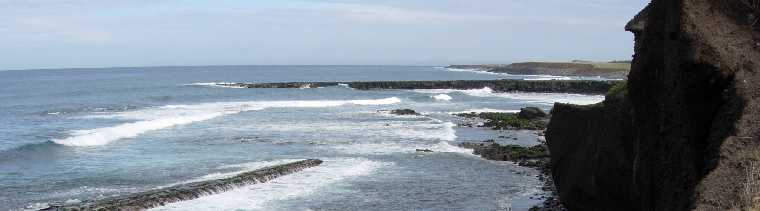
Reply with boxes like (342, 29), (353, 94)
(0, 66), (603, 210)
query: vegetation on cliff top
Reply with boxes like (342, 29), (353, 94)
(606, 81), (628, 97)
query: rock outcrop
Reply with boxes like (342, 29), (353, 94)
(518, 107), (548, 120)
(42, 159), (323, 211)
(389, 109), (419, 115)
(547, 0), (760, 210)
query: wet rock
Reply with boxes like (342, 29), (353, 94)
(518, 107), (548, 120)
(389, 109), (419, 115)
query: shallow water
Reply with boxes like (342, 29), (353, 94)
(0, 66), (603, 210)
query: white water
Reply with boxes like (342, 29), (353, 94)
(157, 159), (306, 188)
(444, 68), (573, 80)
(414, 87), (604, 106)
(449, 108), (521, 114)
(432, 94), (453, 101)
(53, 97), (402, 146)
(186, 82), (244, 89)
(150, 158), (393, 211)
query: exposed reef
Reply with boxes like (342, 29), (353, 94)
(455, 109), (550, 130)
(218, 80), (617, 94)
(41, 159), (323, 211)
(546, 0), (760, 210)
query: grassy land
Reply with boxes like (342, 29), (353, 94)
(587, 62), (631, 71)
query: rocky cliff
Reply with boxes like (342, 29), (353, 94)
(547, 0), (760, 210)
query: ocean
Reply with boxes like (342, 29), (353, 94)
(0, 65), (604, 210)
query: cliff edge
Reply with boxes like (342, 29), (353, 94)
(547, 0), (760, 210)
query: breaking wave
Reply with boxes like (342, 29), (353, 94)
(413, 87), (604, 106)
(52, 97), (402, 146)
(151, 158), (392, 211)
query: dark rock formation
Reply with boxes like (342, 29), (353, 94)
(222, 80), (617, 94)
(547, 0), (760, 210)
(42, 159), (323, 211)
(519, 107), (548, 120)
(455, 111), (549, 130)
(459, 142), (549, 163)
(389, 109), (419, 115)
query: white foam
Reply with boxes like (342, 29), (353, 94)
(330, 140), (472, 155)
(150, 158), (392, 211)
(251, 119), (456, 142)
(444, 68), (504, 76)
(522, 75), (573, 81)
(432, 94), (453, 101)
(413, 87), (604, 106)
(449, 108), (521, 114)
(337, 83), (353, 89)
(53, 97), (401, 146)
(186, 82), (245, 89)
(157, 159), (305, 188)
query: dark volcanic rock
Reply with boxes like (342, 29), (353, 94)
(518, 107), (548, 120)
(227, 80), (617, 94)
(390, 109), (419, 115)
(547, 1), (760, 210)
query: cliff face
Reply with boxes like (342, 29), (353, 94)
(547, 0), (760, 210)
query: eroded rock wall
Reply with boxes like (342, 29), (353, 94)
(547, 0), (760, 210)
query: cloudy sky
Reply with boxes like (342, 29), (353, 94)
(0, 0), (649, 70)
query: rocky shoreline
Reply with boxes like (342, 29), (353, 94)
(41, 159), (323, 211)
(215, 79), (618, 94)
(451, 108), (565, 210)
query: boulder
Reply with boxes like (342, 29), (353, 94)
(390, 109), (419, 115)
(518, 107), (548, 119)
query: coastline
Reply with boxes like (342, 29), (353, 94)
(452, 108), (565, 210)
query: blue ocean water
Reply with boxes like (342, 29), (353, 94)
(0, 66), (604, 210)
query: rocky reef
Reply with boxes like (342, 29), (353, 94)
(546, 0), (760, 210)
(455, 108), (550, 130)
(41, 159), (323, 211)
(222, 80), (617, 94)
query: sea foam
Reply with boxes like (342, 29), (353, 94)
(432, 94), (453, 101)
(414, 87), (604, 106)
(150, 158), (392, 211)
(186, 82), (244, 89)
(53, 97), (401, 146)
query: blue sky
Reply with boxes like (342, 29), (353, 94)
(0, 0), (649, 70)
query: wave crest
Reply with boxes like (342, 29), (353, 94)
(53, 97), (402, 146)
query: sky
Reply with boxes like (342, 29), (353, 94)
(0, 0), (649, 70)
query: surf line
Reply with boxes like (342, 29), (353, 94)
(40, 159), (323, 211)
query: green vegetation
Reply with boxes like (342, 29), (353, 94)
(607, 81), (628, 97)
(569, 60), (631, 71)
(491, 144), (549, 159)
(589, 62), (631, 71)
(456, 112), (546, 130)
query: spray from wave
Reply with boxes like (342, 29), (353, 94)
(413, 87), (604, 106)
(150, 158), (392, 211)
(185, 82), (244, 89)
(53, 97), (402, 147)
